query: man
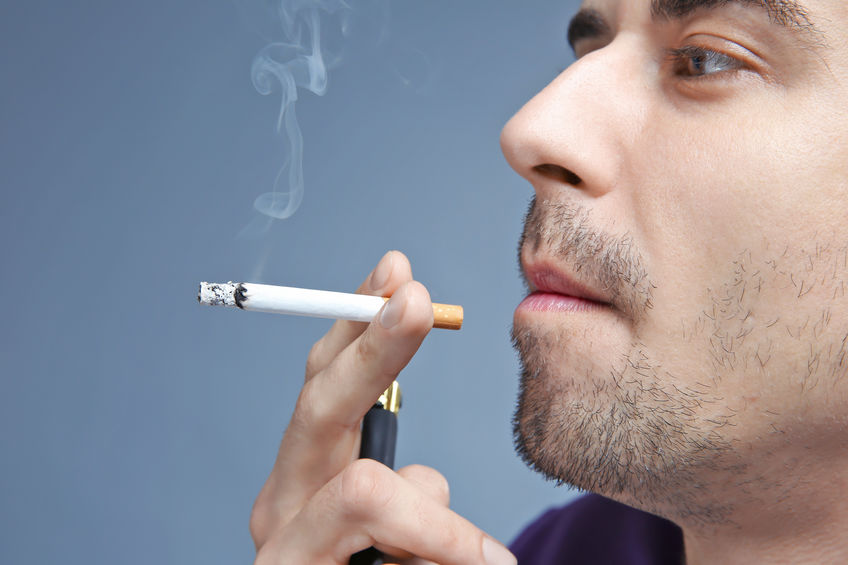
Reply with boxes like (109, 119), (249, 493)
(249, 0), (848, 563)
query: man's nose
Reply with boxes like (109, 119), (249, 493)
(500, 39), (646, 199)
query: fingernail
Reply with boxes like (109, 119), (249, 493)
(379, 293), (405, 329)
(370, 252), (394, 291)
(482, 537), (517, 565)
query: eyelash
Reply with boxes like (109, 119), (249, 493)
(666, 46), (746, 79)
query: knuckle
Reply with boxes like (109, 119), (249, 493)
(354, 329), (393, 382)
(290, 370), (355, 437)
(339, 459), (394, 519)
(355, 328), (377, 365)
(305, 339), (326, 379)
(426, 469), (451, 503)
(439, 522), (462, 554)
(290, 380), (322, 433)
(249, 488), (273, 547)
(435, 474), (450, 502)
(402, 464), (450, 503)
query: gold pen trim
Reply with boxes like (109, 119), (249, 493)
(378, 381), (402, 415)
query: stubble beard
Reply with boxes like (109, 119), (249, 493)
(511, 198), (742, 525)
(511, 324), (741, 525)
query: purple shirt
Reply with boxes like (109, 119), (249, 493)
(509, 494), (684, 564)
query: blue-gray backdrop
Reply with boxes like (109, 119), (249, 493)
(1, 1), (582, 563)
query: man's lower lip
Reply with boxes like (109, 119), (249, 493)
(517, 292), (607, 313)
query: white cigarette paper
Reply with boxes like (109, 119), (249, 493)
(198, 282), (463, 330)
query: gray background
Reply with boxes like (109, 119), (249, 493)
(1, 1), (582, 562)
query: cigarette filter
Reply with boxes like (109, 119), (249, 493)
(198, 282), (463, 330)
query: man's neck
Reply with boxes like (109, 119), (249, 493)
(683, 522), (847, 565)
(679, 468), (848, 564)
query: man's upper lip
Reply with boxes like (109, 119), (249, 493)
(524, 261), (610, 304)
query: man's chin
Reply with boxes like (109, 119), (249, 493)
(510, 322), (636, 491)
(512, 362), (635, 493)
(511, 323), (741, 526)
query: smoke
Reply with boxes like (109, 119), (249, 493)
(237, 0), (431, 241)
(247, 0), (352, 225)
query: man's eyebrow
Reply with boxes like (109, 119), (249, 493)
(651, 0), (817, 34)
(567, 9), (610, 52)
(567, 1), (820, 53)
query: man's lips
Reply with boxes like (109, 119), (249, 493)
(518, 292), (608, 313)
(529, 268), (608, 302)
(517, 265), (611, 313)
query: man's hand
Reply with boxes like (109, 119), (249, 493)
(249, 251), (517, 565)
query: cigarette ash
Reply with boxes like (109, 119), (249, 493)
(198, 282), (237, 307)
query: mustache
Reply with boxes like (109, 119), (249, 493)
(519, 197), (654, 320)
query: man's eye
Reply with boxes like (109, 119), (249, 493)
(668, 46), (744, 78)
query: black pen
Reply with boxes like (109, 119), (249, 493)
(349, 381), (401, 565)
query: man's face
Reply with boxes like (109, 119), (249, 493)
(502, 0), (848, 525)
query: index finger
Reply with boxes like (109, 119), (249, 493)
(305, 250), (413, 381)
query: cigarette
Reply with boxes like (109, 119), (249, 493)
(198, 282), (463, 330)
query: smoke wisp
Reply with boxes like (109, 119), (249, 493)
(249, 0), (351, 223)
(237, 0), (430, 244)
